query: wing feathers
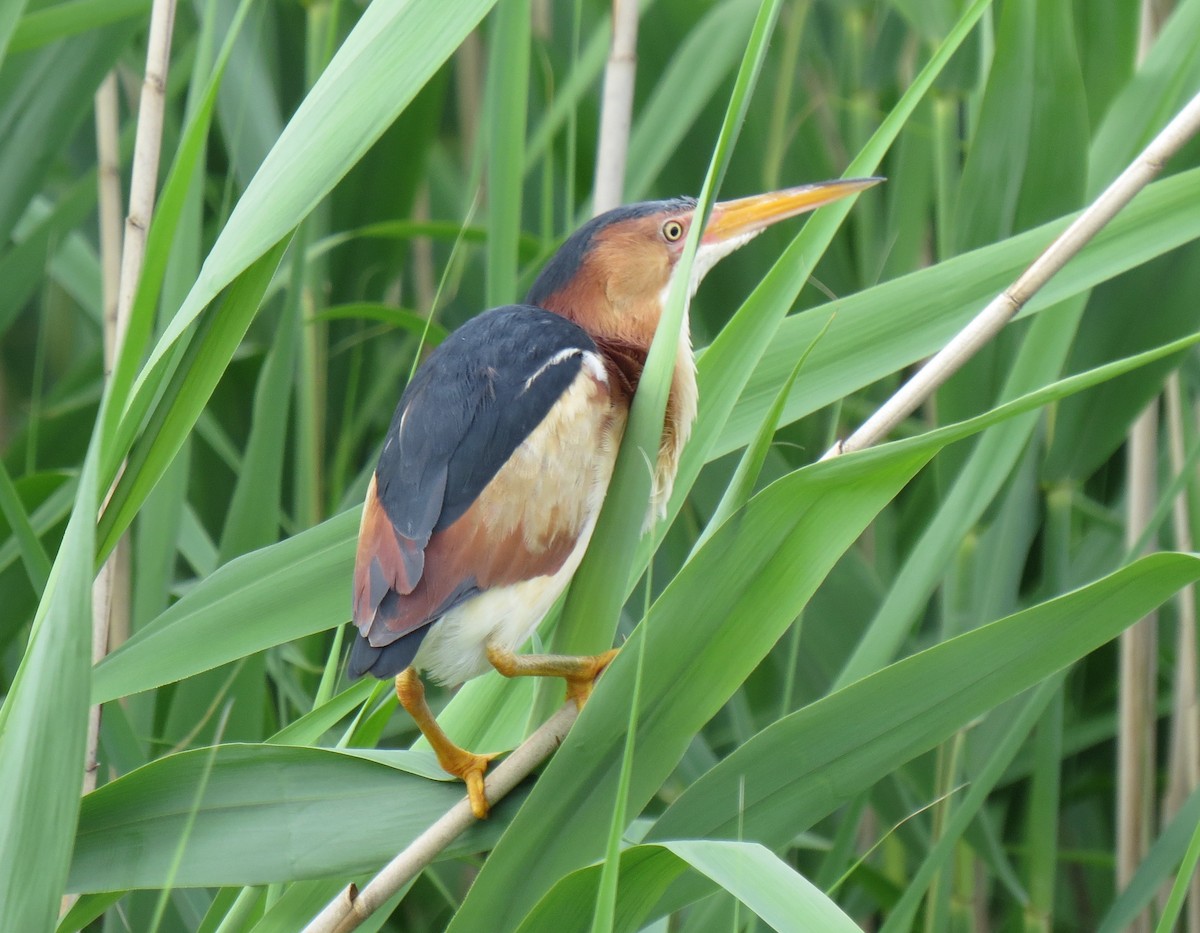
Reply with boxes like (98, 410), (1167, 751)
(351, 306), (610, 663)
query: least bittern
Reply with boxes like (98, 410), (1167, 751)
(349, 179), (881, 817)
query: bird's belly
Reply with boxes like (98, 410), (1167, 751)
(412, 355), (624, 685)
(412, 515), (596, 685)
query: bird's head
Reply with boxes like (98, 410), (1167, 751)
(527, 178), (882, 348)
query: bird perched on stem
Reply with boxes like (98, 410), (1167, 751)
(349, 178), (880, 818)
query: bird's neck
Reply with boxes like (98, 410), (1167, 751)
(592, 328), (697, 516)
(591, 334), (647, 399)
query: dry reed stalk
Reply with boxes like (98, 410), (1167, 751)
(304, 703), (579, 933)
(1162, 374), (1200, 930)
(86, 0), (177, 797)
(1119, 403), (1158, 933)
(1117, 11), (1167, 928)
(592, 0), (638, 214)
(823, 88), (1200, 459)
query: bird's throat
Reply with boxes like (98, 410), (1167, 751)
(593, 332), (697, 518)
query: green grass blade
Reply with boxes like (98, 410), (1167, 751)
(9, 0), (147, 54)
(0, 455), (51, 591)
(649, 552), (1200, 848)
(484, 0), (529, 307)
(0, 447), (99, 929)
(1097, 783), (1200, 933)
(100, 241), (290, 559)
(552, 0), (786, 663)
(216, 300), (296, 561)
(132, 0), (499, 401)
(1153, 803), (1200, 933)
(591, 607), (648, 933)
(0, 0), (30, 66)
(661, 841), (861, 933)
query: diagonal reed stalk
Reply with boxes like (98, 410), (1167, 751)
(303, 704), (578, 933)
(823, 88), (1200, 459)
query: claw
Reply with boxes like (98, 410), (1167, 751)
(437, 746), (498, 819)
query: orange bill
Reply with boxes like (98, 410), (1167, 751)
(703, 178), (884, 244)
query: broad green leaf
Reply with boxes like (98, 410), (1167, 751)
(950, 0), (1035, 253)
(216, 300), (296, 561)
(521, 841), (860, 933)
(92, 508), (358, 704)
(662, 841), (860, 933)
(67, 745), (526, 891)
(650, 553), (1200, 843)
(55, 891), (124, 933)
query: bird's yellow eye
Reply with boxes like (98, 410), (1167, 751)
(662, 219), (685, 242)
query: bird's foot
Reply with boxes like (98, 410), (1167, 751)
(565, 648), (620, 709)
(435, 745), (499, 819)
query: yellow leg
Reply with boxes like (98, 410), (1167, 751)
(486, 643), (619, 708)
(395, 667), (495, 819)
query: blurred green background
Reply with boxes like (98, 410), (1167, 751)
(2, 0), (1200, 930)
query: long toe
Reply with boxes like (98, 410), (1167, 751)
(438, 748), (497, 819)
(463, 760), (491, 819)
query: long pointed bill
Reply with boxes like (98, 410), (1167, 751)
(703, 177), (884, 246)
